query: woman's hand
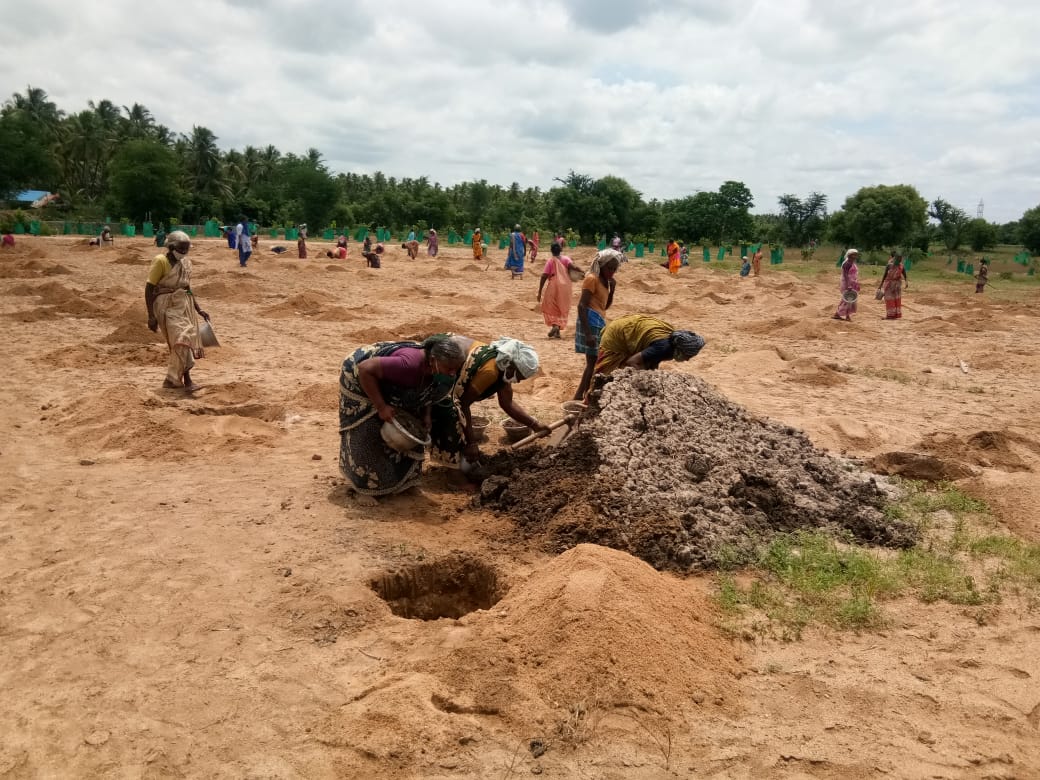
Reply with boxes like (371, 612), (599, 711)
(532, 420), (552, 436)
(463, 442), (481, 460)
(197, 309), (210, 321)
(147, 316), (158, 333)
(377, 404), (396, 422)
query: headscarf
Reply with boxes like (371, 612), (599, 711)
(670, 330), (705, 359)
(490, 337), (539, 379)
(611, 237), (622, 249)
(589, 248), (624, 276)
(166, 230), (191, 246)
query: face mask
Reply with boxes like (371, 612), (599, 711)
(433, 373), (455, 386)
(172, 249), (188, 261)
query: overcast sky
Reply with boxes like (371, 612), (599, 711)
(4, 0), (1038, 221)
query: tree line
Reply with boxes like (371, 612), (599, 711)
(2, 85), (1038, 253)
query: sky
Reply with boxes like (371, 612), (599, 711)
(3, 0), (1039, 222)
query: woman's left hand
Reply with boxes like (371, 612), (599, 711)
(197, 309), (210, 321)
(532, 421), (552, 435)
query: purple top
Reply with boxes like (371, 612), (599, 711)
(379, 347), (428, 386)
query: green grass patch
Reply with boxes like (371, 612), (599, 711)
(715, 481), (1040, 640)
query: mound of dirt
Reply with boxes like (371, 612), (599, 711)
(921, 430), (1034, 473)
(289, 382), (339, 411)
(98, 323), (164, 345)
(192, 280), (264, 303)
(112, 250), (146, 265)
(481, 370), (915, 570)
(314, 306), (359, 322)
(394, 318), (466, 341)
(42, 264), (73, 275)
(415, 543), (741, 718)
(870, 452), (977, 481)
(784, 357), (849, 387)
(260, 291), (337, 318)
(746, 316), (799, 335)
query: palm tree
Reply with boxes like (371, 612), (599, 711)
(6, 85), (63, 127)
(122, 103), (155, 139)
(54, 110), (112, 202)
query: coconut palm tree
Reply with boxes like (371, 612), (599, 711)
(122, 103), (155, 139)
(5, 85), (63, 128)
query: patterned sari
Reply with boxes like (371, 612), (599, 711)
(152, 256), (202, 386)
(882, 262), (904, 319)
(338, 342), (451, 496)
(835, 258), (859, 318)
(429, 343), (503, 465)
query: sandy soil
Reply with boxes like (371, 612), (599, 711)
(1, 236), (1038, 779)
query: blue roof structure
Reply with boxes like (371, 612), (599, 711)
(13, 190), (51, 203)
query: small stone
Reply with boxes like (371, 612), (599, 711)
(312, 454), (322, 460)
(529, 739), (546, 758)
(531, 766), (543, 775)
(692, 692), (705, 705)
(79, 459), (96, 466)
(85, 730), (110, 746)
(714, 696), (724, 706)
(917, 732), (936, 745)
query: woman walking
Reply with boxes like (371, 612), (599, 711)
(832, 248), (860, 322)
(145, 230), (209, 391)
(538, 242), (582, 339)
(879, 254), (908, 319)
(427, 228), (439, 257)
(975, 258), (990, 293)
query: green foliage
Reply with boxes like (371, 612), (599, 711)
(715, 482), (1040, 639)
(659, 181), (754, 245)
(0, 109), (59, 198)
(997, 220), (1019, 245)
(964, 219), (997, 252)
(777, 192), (827, 246)
(832, 184), (928, 250)
(929, 198), (970, 250)
(280, 157), (339, 229)
(1018, 204), (1040, 254)
(109, 140), (183, 223)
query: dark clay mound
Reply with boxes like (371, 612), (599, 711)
(480, 369), (916, 571)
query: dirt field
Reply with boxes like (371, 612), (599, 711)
(1, 236), (1038, 778)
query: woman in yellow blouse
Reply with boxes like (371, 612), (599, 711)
(430, 335), (549, 466)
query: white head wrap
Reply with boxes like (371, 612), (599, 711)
(167, 230), (191, 246)
(590, 248), (624, 276)
(490, 337), (539, 379)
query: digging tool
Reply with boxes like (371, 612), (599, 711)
(509, 413), (578, 450)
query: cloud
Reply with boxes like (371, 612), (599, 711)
(1, 0), (1038, 220)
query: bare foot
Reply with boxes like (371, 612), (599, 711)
(351, 492), (378, 507)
